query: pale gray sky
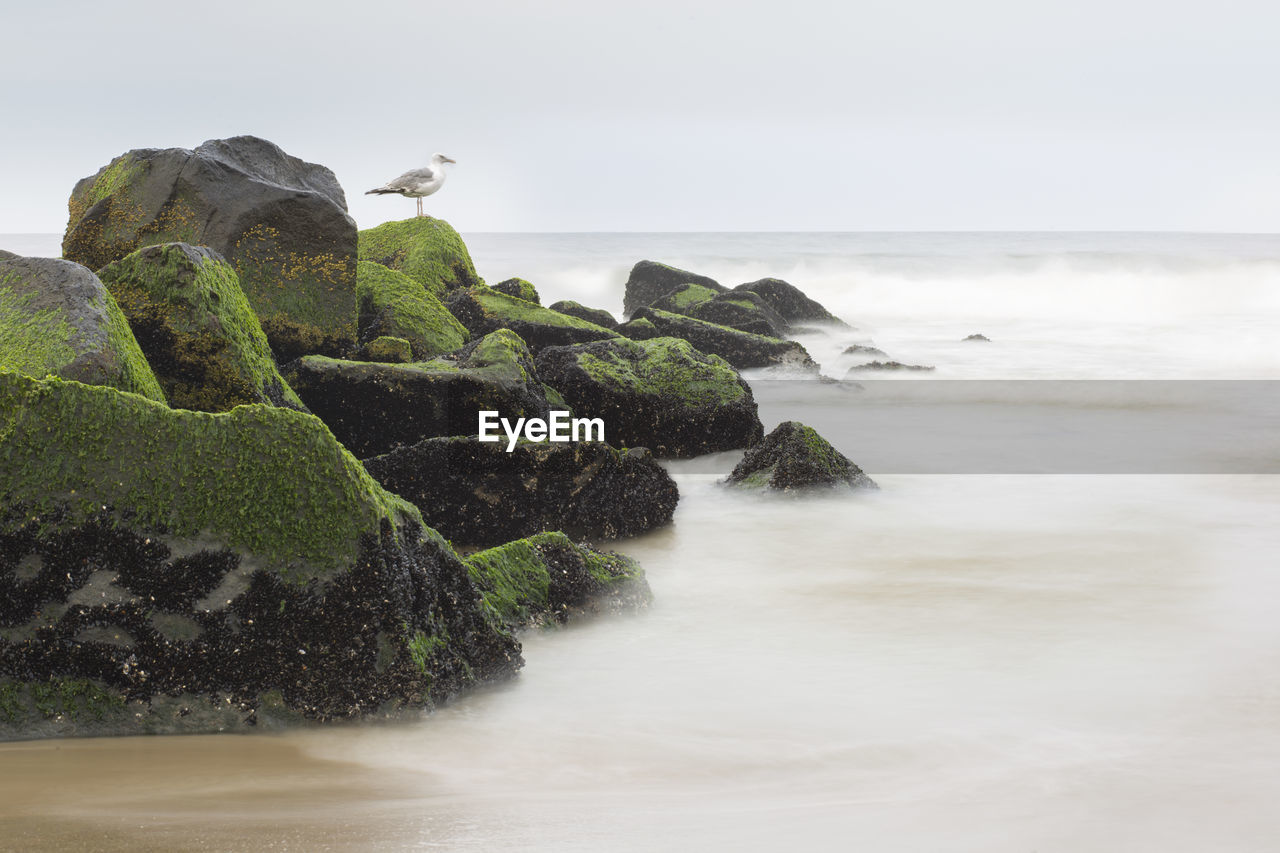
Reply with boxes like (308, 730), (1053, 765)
(2, 0), (1278, 233)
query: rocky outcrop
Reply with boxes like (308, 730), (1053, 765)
(845, 361), (935, 373)
(623, 260), (725, 318)
(631, 307), (816, 371)
(353, 335), (413, 363)
(0, 255), (165, 402)
(285, 329), (556, 458)
(62, 136), (359, 362)
(0, 372), (520, 740)
(465, 533), (651, 629)
(98, 243), (304, 413)
(842, 344), (888, 358)
(548, 300), (619, 330)
(356, 217), (480, 300)
(364, 437), (679, 546)
(649, 282), (721, 315)
(445, 286), (619, 352)
(356, 260), (469, 360)
(726, 421), (878, 491)
(535, 336), (763, 458)
(491, 278), (540, 304)
(688, 290), (789, 337)
(733, 278), (847, 327)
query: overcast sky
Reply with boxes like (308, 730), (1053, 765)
(2, 0), (1278, 233)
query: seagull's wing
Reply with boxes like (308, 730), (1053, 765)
(384, 166), (436, 190)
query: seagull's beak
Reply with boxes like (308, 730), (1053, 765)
(442, 156), (457, 164)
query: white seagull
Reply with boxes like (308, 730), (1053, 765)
(365, 153), (456, 217)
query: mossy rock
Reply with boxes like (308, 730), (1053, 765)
(623, 260), (725, 318)
(534, 336), (763, 458)
(631, 307), (816, 371)
(357, 217), (480, 301)
(0, 256), (165, 402)
(356, 260), (469, 359)
(285, 329), (557, 458)
(445, 285), (620, 353)
(62, 137), (359, 362)
(617, 317), (659, 340)
(547, 300), (618, 330)
(732, 278), (847, 327)
(688, 290), (789, 338)
(726, 420), (878, 491)
(650, 282), (721, 315)
(465, 532), (651, 629)
(354, 335), (414, 364)
(842, 344), (888, 358)
(365, 436), (679, 547)
(492, 278), (540, 305)
(98, 243), (304, 413)
(843, 361), (934, 374)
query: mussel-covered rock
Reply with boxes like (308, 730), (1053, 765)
(623, 260), (725, 318)
(726, 420), (878, 491)
(631, 307), (816, 371)
(445, 285), (619, 352)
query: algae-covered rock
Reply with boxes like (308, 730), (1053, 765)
(733, 278), (847, 327)
(726, 420), (878, 491)
(0, 250), (18, 260)
(98, 243), (303, 413)
(356, 260), (469, 359)
(623, 260), (725, 318)
(445, 285), (619, 353)
(465, 532), (651, 629)
(286, 329), (557, 458)
(0, 372), (520, 739)
(357, 217), (480, 300)
(650, 282), (722, 315)
(0, 256), (165, 402)
(62, 136), (359, 362)
(354, 335), (414, 363)
(631, 307), (816, 371)
(364, 437), (679, 546)
(616, 317), (659, 340)
(547, 300), (618, 330)
(688, 289), (789, 337)
(492, 277), (540, 305)
(535, 336), (763, 458)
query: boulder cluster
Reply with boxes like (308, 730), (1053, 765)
(1, 135), (872, 741)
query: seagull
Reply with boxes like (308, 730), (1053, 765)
(365, 153), (456, 217)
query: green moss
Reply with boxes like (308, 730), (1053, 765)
(100, 244), (303, 412)
(644, 307), (790, 346)
(1, 677), (126, 723)
(359, 336), (414, 363)
(493, 278), (540, 304)
(659, 283), (720, 311)
(0, 371), (424, 579)
(575, 337), (747, 407)
(465, 537), (551, 626)
(0, 284), (78, 377)
(356, 260), (469, 358)
(407, 631), (448, 676)
(466, 286), (619, 335)
(358, 218), (480, 300)
(101, 287), (168, 402)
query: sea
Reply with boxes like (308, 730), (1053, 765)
(2, 231), (1279, 851)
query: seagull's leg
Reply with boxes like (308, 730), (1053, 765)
(416, 198), (423, 217)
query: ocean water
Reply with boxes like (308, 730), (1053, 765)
(2, 232), (1279, 851)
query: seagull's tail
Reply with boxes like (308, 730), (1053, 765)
(365, 187), (399, 195)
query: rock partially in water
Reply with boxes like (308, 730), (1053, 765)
(548, 300), (619, 330)
(364, 437), (679, 546)
(356, 216), (480, 300)
(63, 136), (359, 362)
(491, 278), (540, 305)
(98, 242), (304, 412)
(845, 361), (935, 374)
(355, 260), (469, 360)
(650, 282), (722, 315)
(726, 420), (878, 491)
(842, 344), (888, 358)
(623, 260), (725, 318)
(963, 333), (991, 342)
(733, 278), (848, 328)
(631, 307), (816, 371)
(535, 336), (763, 458)
(446, 285), (619, 352)
(0, 255), (165, 402)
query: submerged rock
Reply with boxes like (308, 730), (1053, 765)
(491, 278), (540, 305)
(726, 421), (878, 491)
(445, 285), (619, 352)
(963, 333), (991, 342)
(845, 361), (935, 373)
(0, 255), (165, 402)
(535, 336), (763, 458)
(62, 136), (359, 362)
(0, 372), (519, 740)
(631, 307), (816, 371)
(98, 243), (304, 412)
(548, 300), (619, 330)
(842, 344), (888, 358)
(465, 532), (651, 629)
(285, 329), (556, 458)
(623, 260), (725, 318)
(364, 437), (679, 546)
(733, 278), (847, 327)
(356, 217), (480, 300)
(356, 260), (469, 359)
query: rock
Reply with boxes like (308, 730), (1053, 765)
(465, 532), (651, 628)
(688, 290), (789, 337)
(547, 300), (618, 330)
(491, 278), (540, 304)
(726, 421), (878, 491)
(534, 336), (763, 458)
(62, 136), (359, 362)
(623, 260), (725, 318)
(285, 329), (556, 458)
(364, 437), (678, 546)
(356, 260), (469, 359)
(445, 285), (619, 353)
(0, 372), (520, 740)
(0, 250), (17, 260)
(357, 217), (480, 300)
(631, 307), (816, 371)
(845, 361), (935, 373)
(842, 344), (888, 358)
(649, 282), (722, 315)
(0, 255), (165, 402)
(617, 317), (659, 340)
(963, 333), (991, 342)
(354, 336), (413, 363)
(97, 243), (304, 413)
(733, 278), (847, 327)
